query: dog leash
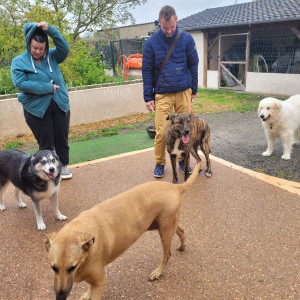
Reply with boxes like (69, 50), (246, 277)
(154, 30), (182, 87)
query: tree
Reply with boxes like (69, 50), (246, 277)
(0, 0), (146, 39)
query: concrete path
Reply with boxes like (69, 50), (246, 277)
(0, 148), (300, 300)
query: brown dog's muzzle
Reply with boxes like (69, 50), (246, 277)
(56, 290), (69, 300)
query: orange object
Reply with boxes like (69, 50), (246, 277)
(117, 53), (143, 80)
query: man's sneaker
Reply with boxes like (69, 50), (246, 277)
(154, 164), (164, 178)
(178, 161), (192, 174)
(61, 166), (72, 179)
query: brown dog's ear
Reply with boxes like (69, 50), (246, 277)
(166, 114), (175, 123)
(82, 237), (95, 251)
(44, 232), (57, 252)
(78, 232), (95, 251)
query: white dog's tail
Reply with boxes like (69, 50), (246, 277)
(177, 162), (202, 194)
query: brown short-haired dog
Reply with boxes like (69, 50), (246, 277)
(165, 113), (212, 183)
(45, 162), (202, 300)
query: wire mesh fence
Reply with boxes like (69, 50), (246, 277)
(100, 38), (146, 75)
(250, 28), (300, 74)
(208, 26), (300, 75)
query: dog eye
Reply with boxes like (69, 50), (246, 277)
(41, 160), (46, 165)
(52, 158), (56, 163)
(51, 265), (58, 273)
(267, 107), (270, 110)
(67, 265), (77, 273)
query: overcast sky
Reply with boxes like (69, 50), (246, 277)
(127, 0), (251, 25)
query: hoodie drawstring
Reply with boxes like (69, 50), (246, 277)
(30, 56), (37, 73)
(47, 55), (53, 73)
(31, 54), (53, 73)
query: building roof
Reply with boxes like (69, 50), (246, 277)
(177, 0), (300, 31)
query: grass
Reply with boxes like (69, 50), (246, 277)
(4, 141), (25, 150)
(69, 131), (154, 165)
(192, 89), (263, 114)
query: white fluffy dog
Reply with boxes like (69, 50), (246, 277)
(258, 94), (300, 160)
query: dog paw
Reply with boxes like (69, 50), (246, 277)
(0, 204), (6, 211)
(281, 155), (290, 160)
(18, 202), (27, 209)
(148, 269), (162, 281)
(177, 244), (186, 251)
(57, 214), (67, 221)
(205, 171), (212, 178)
(262, 151), (272, 157)
(37, 222), (46, 231)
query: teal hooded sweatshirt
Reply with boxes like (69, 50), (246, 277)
(11, 23), (70, 118)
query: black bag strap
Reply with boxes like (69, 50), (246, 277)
(154, 30), (182, 87)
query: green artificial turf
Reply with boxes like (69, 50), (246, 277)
(69, 131), (154, 165)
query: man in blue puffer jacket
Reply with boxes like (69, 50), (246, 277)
(11, 21), (72, 179)
(142, 5), (199, 178)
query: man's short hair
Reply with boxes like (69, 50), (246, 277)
(159, 5), (177, 22)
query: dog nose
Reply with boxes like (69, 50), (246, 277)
(260, 114), (264, 119)
(49, 167), (55, 173)
(184, 129), (190, 134)
(56, 290), (67, 300)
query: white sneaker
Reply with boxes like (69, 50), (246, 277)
(61, 166), (72, 179)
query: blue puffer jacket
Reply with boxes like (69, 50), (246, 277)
(11, 23), (70, 118)
(142, 27), (199, 102)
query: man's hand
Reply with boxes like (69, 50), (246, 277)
(146, 100), (155, 113)
(37, 21), (48, 31)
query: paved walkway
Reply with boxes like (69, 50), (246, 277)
(0, 148), (300, 300)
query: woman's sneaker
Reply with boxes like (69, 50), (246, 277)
(61, 166), (72, 179)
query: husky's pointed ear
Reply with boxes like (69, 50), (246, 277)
(45, 232), (57, 252)
(31, 152), (37, 162)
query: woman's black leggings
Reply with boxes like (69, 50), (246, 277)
(24, 99), (70, 166)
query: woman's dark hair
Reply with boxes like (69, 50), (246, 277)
(31, 27), (48, 47)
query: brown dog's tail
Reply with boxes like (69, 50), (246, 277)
(177, 162), (202, 194)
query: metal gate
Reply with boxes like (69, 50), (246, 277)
(218, 32), (250, 90)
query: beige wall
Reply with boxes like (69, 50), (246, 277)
(206, 70), (300, 95)
(245, 72), (300, 96)
(207, 71), (219, 89)
(0, 83), (147, 139)
(191, 31), (205, 88)
(98, 23), (157, 40)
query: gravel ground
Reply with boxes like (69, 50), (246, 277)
(200, 110), (300, 182)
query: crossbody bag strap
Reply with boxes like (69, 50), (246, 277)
(154, 30), (182, 87)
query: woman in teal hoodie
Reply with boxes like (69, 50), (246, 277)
(11, 21), (72, 179)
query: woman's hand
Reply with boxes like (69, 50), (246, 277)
(37, 21), (48, 31)
(51, 80), (59, 93)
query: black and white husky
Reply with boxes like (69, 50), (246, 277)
(0, 149), (67, 230)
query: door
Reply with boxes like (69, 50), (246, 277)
(218, 32), (250, 91)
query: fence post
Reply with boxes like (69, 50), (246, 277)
(110, 41), (116, 75)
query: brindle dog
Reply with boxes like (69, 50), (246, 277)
(165, 113), (212, 183)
